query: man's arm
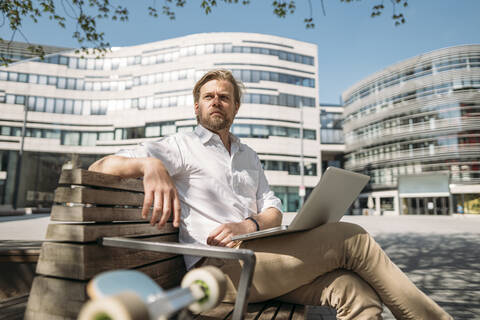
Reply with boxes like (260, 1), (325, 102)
(89, 155), (181, 228)
(206, 207), (282, 248)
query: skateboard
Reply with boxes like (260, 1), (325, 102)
(78, 266), (227, 320)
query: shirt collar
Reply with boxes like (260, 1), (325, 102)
(194, 124), (244, 152)
(195, 124), (215, 144)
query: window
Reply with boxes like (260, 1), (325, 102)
(36, 97), (45, 112)
(67, 78), (76, 90)
(161, 124), (176, 136)
(98, 132), (114, 141)
(78, 58), (86, 69)
(54, 99), (64, 113)
(42, 130), (60, 139)
(232, 124), (251, 137)
(27, 97), (36, 111)
(62, 132), (80, 145)
(64, 99), (74, 114)
(59, 56), (68, 65)
(28, 128), (42, 138)
(177, 126), (194, 133)
(115, 128), (123, 140)
(251, 125), (269, 138)
(8, 72), (18, 81)
(287, 127), (300, 138)
(6, 94), (15, 104)
(11, 127), (22, 136)
(73, 100), (83, 114)
(303, 129), (316, 140)
(81, 132), (97, 146)
(271, 126), (287, 137)
(38, 75), (47, 85)
(18, 73), (28, 82)
(47, 76), (57, 85)
(45, 98), (55, 113)
(57, 77), (66, 89)
(68, 57), (77, 68)
(15, 95), (25, 105)
(1, 127), (10, 136)
(76, 79), (84, 90)
(146, 124), (161, 137)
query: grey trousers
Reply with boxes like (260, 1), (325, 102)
(201, 222), (452, 320)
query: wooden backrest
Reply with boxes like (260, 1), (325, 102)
(25, 169), (186, 320)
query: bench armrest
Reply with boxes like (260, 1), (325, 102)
(101, 237), (255, 320)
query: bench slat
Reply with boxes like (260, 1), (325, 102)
(242, 303), (268, 320)
(54, 187), (145, 206)
(290, 305), (305, 320)
(276, 303), (301, 320)
(51, 205), (145, 222)
(256, 301), (282, 319)
(46, 221), (176, 242)
(195, 302), (234, 320)
(37, 235), (178, 280)
(139, 256), (186, 289)
(59, 169), (144, 192)
(24, 276), (85, 320)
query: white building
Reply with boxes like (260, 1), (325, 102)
(342, 45), (480, 215)
(0, 33), (322, 212)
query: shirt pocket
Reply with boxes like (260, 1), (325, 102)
(234, 169), (259, 199)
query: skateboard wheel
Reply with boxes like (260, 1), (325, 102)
(78, 292), (150, 320)
(181, 266), (227, 313)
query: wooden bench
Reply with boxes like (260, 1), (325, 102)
(0, 241), (41, 320)
(24, 169), (306, 320)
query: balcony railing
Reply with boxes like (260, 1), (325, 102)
(345, 117), (480, 152)
(345, 143), (480, 170)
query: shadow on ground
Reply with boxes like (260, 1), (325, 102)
(307, 233), (480, 320)
(376, 233), (480, 320)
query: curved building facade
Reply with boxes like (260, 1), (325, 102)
(0, 33), (319, 211)
(342, 45), (480, 215)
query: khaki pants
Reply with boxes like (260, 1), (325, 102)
(201, 222), (452, 320)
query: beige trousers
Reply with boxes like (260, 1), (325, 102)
(201, 222), (452, 320)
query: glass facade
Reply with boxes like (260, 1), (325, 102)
(320, 110), (344, 144)
(34, 43), (314, 70)
(2, 91), (315, 116)
(343, 45), (480, 214)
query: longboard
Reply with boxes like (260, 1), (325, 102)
(78, 266), (226, 320)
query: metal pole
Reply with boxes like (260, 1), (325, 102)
(12, 103), (28, 209)
(299, 100), (305, 207)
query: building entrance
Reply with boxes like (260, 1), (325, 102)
(401, 197), (450, 215)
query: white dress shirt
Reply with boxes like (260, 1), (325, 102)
(117, 124), (283, 269)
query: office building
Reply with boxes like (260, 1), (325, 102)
(0, 33), (319, 211)
(342, 45), (480, 215)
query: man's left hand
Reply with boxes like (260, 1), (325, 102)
(206, 220), (256, 248)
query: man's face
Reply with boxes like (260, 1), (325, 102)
(195, 79), (239, 132)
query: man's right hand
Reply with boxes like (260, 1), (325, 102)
(141, 158), (181, 229)
(89, 155), (181, 229)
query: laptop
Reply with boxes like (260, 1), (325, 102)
(231, 167), (369, 241)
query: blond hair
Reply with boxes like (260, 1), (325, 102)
(193, 69), (244, 107)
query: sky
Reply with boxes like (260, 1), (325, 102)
(1, 0), (479, 104)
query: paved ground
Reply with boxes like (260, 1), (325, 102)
(1, 214), (479, 319)
(309, 215), (480, 320)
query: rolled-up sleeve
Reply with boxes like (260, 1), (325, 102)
(255, 157), (283, 214)
(115, 136), (184, 177)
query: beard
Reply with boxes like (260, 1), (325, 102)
(198, 111), (233, 131)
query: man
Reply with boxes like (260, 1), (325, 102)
(89, 69), (452, 320)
